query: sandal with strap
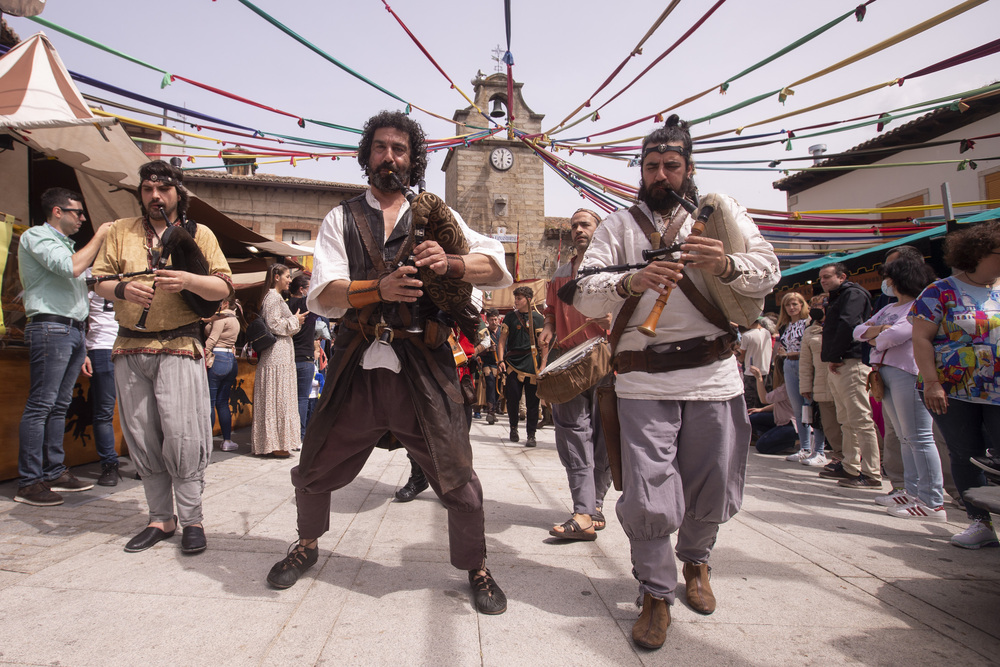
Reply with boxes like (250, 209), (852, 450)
(267, 542), (319, 589)
(548, 517), (597, 541)
(468, 568), (507, 615)
(591, 509), (606, 531)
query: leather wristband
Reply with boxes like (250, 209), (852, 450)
(114, 281), (128, 300)
(445, 254), (466, 279)
(347, 279), (383, 308)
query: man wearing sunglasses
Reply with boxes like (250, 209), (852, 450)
(15, 188), (112, 506)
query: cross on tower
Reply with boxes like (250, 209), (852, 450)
(491, 45), (504, 73)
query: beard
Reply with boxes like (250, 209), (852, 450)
(637, 175), (694, 213)
(368, 161), (410, 192)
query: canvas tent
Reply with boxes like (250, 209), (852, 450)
(0, 33), (304, 285)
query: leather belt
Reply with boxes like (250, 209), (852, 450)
(28, 314), (85, 331)
(614, 333), (736, 374)
(118, 322), (203, 341)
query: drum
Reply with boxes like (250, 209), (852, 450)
(697, 193), (764, 328)
(536, 337), (611, 404)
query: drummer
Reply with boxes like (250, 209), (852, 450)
(539, 209), (613, 541)
(568, 115), (779, 650)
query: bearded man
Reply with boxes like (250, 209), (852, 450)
(570, 115), (779, 649)
(265, 111), (512, 615)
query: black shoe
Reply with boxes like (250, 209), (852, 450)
(509, 429), (519, 443)
(525, 435), (536, 448)
(971, 450), (1000, 478)
(97, 462), (121, 487)
(267, 542), (319, 589)
(838, 474), (883, 489)
(395, 459), (429, 502)
(124, 516), (176, 553)
(487, 413), (496, 425)
(181, 525), (207, 554)
(819, 462), (851, 479)
(469, 568), (507, 615)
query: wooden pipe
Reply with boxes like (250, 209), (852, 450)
(636, 202), (715, 337)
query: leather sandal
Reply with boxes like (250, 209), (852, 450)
(468, 568), (507, 615)
(548, 517), (597, 541)
(591, 509), (606, 531)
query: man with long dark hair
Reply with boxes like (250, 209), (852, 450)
(570, 115), (779, 649)
(266, 111), (513, 615)
(92, 161), (233, 555)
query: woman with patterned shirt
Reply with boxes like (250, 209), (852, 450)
(775, 292), (813, 462)
(911, 220), (1000, 549)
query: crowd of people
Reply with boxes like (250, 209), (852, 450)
(9, 109), (999, 652)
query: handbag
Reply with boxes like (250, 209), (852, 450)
(246, 317), (276, 355)
(866, 350), (886, 402)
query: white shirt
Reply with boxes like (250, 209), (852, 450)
(574, 195), (780, 401)
(740, 326), (772, 377)
(85, 268), (119, 350)
(308, 189), (512, 318)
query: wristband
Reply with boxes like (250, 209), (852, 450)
(624, 273), (644, 298)
(114, 281), (128, 300)
(347, 279), (383, 308)
(445, 254), (466, 279)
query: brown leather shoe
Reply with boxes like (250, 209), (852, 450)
(632, 593), (670, 649)
(683, 562), (716, 615)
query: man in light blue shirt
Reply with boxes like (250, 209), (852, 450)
(15, 188), (111, 507)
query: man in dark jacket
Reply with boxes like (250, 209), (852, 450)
(818, 263), (881, 488)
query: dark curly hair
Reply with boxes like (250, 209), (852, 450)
(357, 110), (427, 187)
(882, 256), (936, 299)
(512, 285), (534, 300)
(943, 219), (1000, 273)
(137, 160), (194, 235)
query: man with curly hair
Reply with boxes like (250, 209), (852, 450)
(266, 110), (513, 615)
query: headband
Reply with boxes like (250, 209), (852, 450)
(572, 208), (602, 224)
(141, 173), (181, 187)
(640, 143), (688, 163)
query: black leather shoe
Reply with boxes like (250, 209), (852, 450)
(267, 542), (319, 589)
(509, 429), (519, 443)
(124, 517), (176, 553)
(395, 468), (429, 502)
(97, 462), (120, 487)
(525, 435), (537, 448)
(181, 525), (207, 554)
(469, 568), (507, 615)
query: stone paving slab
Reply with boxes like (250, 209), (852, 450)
(1, 420), (998, 666)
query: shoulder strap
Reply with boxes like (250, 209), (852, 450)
(607, 207), (659, 354)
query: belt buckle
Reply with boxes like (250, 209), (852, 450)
(374, 322), (394, 343)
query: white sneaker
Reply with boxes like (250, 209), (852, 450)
(887, 500), (948, 522)
(950, 519), (1000, 549)
(785, 450), (810, 462)
(221, 440), (238, 452)
(802, 452), (828, 467)
(874, 488), (913, 508)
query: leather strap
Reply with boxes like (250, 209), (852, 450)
(346, 199), (412, 278)
(615, 333), (736, 374)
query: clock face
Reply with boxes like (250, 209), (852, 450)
(490, 147), (514, 171)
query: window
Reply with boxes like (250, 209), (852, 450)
(282, 229), (310, 244)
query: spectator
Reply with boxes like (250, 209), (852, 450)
(798, 296), (839, 467)
(739, 317), (773, 410)
(747, 362), (797, 455)
(911, 220), (1000, 548)
(774, 292), (812, 462)
(819, 263), (881, 489)
(83, 268), (123, 486)
(287, 274), (319, 443)
(251, 264), (305, 458)
(204, 299), (240, 452)
(14, 188), (111, 506)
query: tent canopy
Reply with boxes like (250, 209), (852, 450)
(0, 33), (300, 259)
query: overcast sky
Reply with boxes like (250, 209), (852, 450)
(7, 0), (1000, 216)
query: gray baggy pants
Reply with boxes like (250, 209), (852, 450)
(617, 395), (750, 603)
(114, 353), (212, 528)
(291, 367), (486, 571)
(552, 380), (612, 516)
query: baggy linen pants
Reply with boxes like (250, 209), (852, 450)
(617, 395), (751, 603)
(552, 380), (612, 517)
(291, 367), (486, 570)
(114, 353), (212, 527)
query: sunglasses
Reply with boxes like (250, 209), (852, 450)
(58, 207), (85, 216)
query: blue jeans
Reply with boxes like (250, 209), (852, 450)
(296, 360), (315, 441)
(750, 411), (798, 455)
(207, 351), (238, 440)
(930, 396), (1000, 521)
(18, 322), (87, 487)
(87, 348), (118, 465)
(879, 365), (943, 508)
(483, 366), (499, 413)
(783, 358), (812, 453)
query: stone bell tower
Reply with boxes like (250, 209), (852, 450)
(442, 72), (560, 280)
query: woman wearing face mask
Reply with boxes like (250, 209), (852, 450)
(854, 256), (943, 521)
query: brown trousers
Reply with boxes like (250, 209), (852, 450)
(290, 366), (486, 570)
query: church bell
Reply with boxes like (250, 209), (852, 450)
(489, 99), (506, 118)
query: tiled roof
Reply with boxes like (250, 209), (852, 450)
(184, 169), (366, 192)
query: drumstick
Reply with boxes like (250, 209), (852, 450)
(637, 201), (715, 337)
